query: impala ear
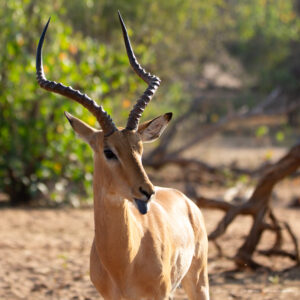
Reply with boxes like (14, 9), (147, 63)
(138, 112), (172, 143)
(64, 112), (100, 151)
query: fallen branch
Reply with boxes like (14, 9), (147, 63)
(195, 143), (300, 270)
(144, 155), (275, 186)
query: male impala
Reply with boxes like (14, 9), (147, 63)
(36, 12), (209, 300)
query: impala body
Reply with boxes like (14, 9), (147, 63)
(36, 12), (209, 300)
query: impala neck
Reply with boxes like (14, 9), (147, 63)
(92, 156), (142, 279)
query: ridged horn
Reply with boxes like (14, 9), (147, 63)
(118, 11), (161, 131)
(36, 18), (117, 136)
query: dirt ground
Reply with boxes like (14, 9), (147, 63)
(1, 142), (300, 299)
(0, 206), (299, 300)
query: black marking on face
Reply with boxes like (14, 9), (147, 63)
(104, 149), (118, 160)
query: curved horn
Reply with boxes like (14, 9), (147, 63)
(36, 18), (117, 136)
(118, 11), (161, 131)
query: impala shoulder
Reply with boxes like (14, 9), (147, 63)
(156, 187), (204, 217)
(154, 186), (187, 200)
(153, 186), (194, 209)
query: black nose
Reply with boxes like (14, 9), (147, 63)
(139, 187), (153, 201)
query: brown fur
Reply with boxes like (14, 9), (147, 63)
(66, 113), (209, 300)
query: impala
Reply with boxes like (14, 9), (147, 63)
(36, 12), (209, 300)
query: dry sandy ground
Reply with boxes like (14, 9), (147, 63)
(1, 141), (300, 299)
(0, 206), (299, 300)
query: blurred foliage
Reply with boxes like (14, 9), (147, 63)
(0, 0), (299, 204)
(229, 0), (300, 91)
(256, 125), (269, 137)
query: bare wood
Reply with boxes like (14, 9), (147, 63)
(235, 206), (268, 268)
(195, 144), (300, 269)
(283, 222), (300, 263)
(266, 209), (283, 249)
(258, 211), (299, 263)
(196, 196), (234, 212)
(259, 249), (298, 261)
(144, 154), (276, 186)
(145, 86), (299, 166)
(146, 97), (203, 162)
(145, 156), (219, 175)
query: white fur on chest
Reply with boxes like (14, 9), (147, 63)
(170, 245), (194, 291)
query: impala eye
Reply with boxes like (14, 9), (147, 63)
(104, 149), (117, 160)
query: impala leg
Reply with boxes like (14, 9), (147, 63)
(181, 263), (209, 300)
(90, 240), (121, 300)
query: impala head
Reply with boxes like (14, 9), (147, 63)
(36, 12), (172, 215)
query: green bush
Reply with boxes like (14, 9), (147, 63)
(0, 2), (128, 204)
(0, 0), (299, 205)
(0, 1), (185, 205)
